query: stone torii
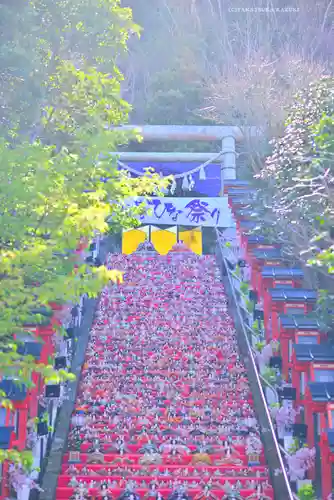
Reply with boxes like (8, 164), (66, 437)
(111, 125), (245, 187)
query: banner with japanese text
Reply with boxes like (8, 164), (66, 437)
(125, 197), (234, 227)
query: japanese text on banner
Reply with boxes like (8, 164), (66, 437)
(125, 197), (234, 228)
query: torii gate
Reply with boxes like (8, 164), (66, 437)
(113, 124), (241, 184)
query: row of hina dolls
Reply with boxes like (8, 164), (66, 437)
(67, 467), (271, 499)
(68, 478), (271, 500)
(65, 464), (268, 479)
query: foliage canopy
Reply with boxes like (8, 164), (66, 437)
(0, 0), (168, 468)
(250, 77), (334, 328)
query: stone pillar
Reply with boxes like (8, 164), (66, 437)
(221, 136), (236, 191)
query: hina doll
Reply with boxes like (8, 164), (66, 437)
(69, 427), (83, 451)
(144, 481), (163, 499)
(222, 492), (243, 500)
(245, 483), (272, 500)
(87, 439), (105, 464)
(167, 486), (191, 500)
(88, 438), (102, 454)
(139, 449), (163, 465)
(111, 456), (135, 466)
(213, 441), (241, 466)
(139, 442), (159, 454)
(167, 406), (182, 424)
(69, 476), (79, 488)
(160, 438), (190, 455)
(97, 481), (114, 500)
(107, 436), (129, 455)
(193, 483), (219, 500)
(65, 464), (79, 475)
(70, 493), (90, 500)
(191, 442), (213, 466)
(118, 479), (140, 500)
(70, 482), (90, 500)
(165, 447), (185, 465)
(118, 493), (140, 500)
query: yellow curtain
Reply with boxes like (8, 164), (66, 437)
(151, 228), (177, 255)
(122, 229), (147, 255)
(179, 228), (202, 255)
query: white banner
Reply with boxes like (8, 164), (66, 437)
(125, 197), (234, 227)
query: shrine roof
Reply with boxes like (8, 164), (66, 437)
(279, 314), (321, 330)
(31, 307), (53, 317)
(17, 341), (43, 359)
(24, 307), (53, 326)
(308, 382), (334, 402)
(268, 288), (317, 302)
(261, 267), (304, 279)
(224, 180), (250, 188)
(230, 195), (253, 202)
(239, 220), (257, 229)
(233, 209), (256, 217)
(246, 235), (274, 245)
(251, 248), (283, 260)
(228, 189), (257, 197)
(293, 343), (334, 361)
(0, 379), (27, 401)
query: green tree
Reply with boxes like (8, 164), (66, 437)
(258, 77), (334, 273)
(0, 0), (169, 469)
(297, 483), (316, 500)
(249, 77), (334, 330)
(0, 0), (139, 136)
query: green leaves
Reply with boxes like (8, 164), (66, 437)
(0, 0), (166, 384)
(254, 78), (334, 274)
(0, 0), (167, 467)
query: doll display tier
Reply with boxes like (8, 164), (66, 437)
(57, 250), (274, 500)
